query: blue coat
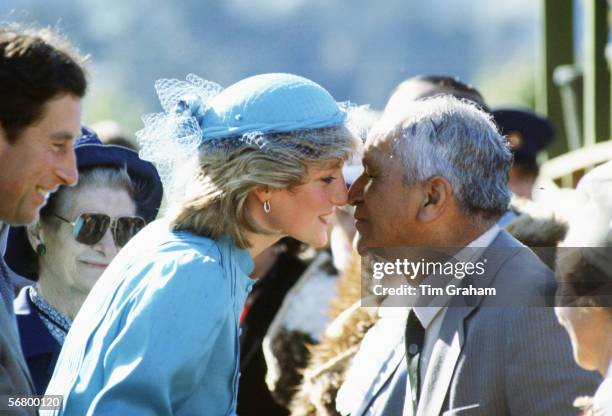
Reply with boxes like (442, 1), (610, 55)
(14, 286), (61, 395)
(43, 220), (255, 416)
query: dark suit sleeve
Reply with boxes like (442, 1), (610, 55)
(0, 336), (36, 415)
(504, 307), (602, 416)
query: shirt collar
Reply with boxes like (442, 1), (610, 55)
(413, 224), (501, 329)
(235, 246), (255, 277)
(218, 234), (254, 277)
(468, 224), (501, 248)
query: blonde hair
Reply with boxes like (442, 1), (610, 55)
(170, 126), (356, 248)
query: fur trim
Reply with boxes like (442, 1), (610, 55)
(506, 197), (568, 268)
(290, 252), (379, 416)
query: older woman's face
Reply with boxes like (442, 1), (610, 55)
(267, 164), (348, 247)
(554, 306), (611, 373)
(39, 185), (136, 295)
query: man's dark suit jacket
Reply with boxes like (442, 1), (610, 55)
(0, 224), (36, 415)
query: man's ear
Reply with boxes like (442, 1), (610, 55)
(416, 176), (452, 222)
(25, 223), (44, 251)
(252, 185), (272, 204)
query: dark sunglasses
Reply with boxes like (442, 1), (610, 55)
(54, 213), (146, 247)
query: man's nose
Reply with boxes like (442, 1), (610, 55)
(56, 148), (78, 186)
(348, 174), (365, 206)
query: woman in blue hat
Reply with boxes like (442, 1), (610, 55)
(44, 73), (357, 415)
(5, 126), (162, 395)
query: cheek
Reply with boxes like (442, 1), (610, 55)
(559, 312), (597, 367)
(294, 189), (329, 216)
(289, 196), (323, 228)
(572, 328), (595, 367)
(47, 229), (79, 263)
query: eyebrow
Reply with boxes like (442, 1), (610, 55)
(50, 131), (77, 141)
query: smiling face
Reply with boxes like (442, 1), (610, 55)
(37, 185), (136, 295)
(265, 163), (348, 247)
(0, 94), (81, 225)
(348, 132), (428, 254)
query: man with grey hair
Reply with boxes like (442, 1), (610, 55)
(336, 95), (600, 416)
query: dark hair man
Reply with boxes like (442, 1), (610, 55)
(0, 24), (86, 414)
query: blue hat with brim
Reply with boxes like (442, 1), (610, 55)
(201, 73), (347, 139)
(138, 73), (350, 198)
(4, 126), (163, 280)
(75, 127), (163, 222)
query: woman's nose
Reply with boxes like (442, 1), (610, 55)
(92, 227), (119, 256)
(331, 178), (349, 206)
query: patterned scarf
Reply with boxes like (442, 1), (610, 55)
(28, 286), (72, 345)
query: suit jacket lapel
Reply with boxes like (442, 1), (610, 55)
(337, 307), (408, 416)
(416, 305), (471, 416)
(357, 339), (406, 415)
(416, 231), (521, 415)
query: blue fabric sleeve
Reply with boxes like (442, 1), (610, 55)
(85, 251), (230, 415)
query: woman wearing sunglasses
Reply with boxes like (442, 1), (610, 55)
(42, 73), (356, 415)
(4, 127), (162, 395)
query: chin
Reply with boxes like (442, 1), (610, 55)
(12, 208), (38, 227)
(301, 229), (328, 248)
(79, 269), (104, 288)
(354, 233), (369, 255)
(309, 235), (329, 248)
(575, 349), (597, 371)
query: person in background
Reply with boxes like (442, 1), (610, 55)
(493, 108), (555, 200)
(91, 120), (138, 150)
(43, 73), (357, 415)
(4, 127), (162, 394)
(0, 24), (86, 413)
(555, 161), (612, 416)
(383, 75), (490, 118)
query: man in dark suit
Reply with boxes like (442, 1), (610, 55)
(0, 25), (85, 414)
(336, 95), (601, 415)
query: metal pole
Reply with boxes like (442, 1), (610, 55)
(583, 0), (610, 145)
(537, 0), (574, 156)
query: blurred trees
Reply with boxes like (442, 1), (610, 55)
(2, 0), (537, 132)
